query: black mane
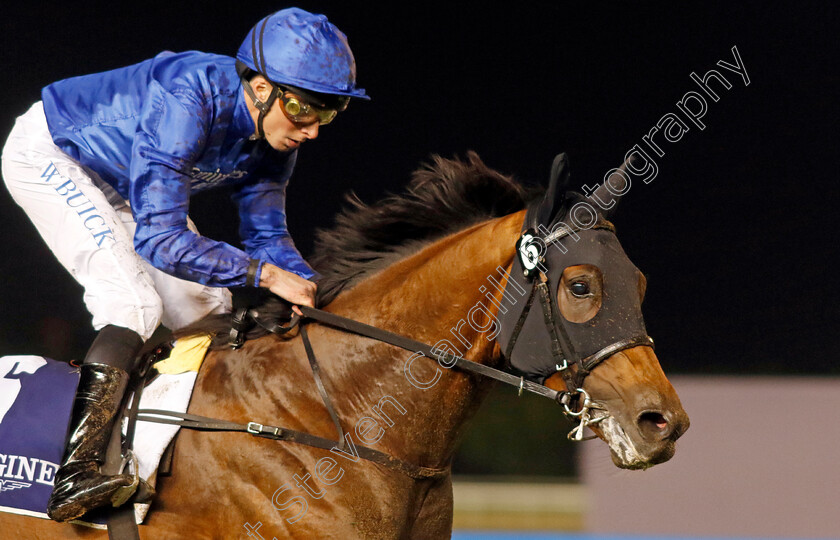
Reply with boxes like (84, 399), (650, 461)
(175, 151), (540, 344)
(311, 151), (541, 306)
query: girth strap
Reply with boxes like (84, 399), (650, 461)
(135, 409), (448, 480)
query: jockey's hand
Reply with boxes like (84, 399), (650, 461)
(259, 263), (317, 316)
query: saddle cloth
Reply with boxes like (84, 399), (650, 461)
(0, 334), (211, 527)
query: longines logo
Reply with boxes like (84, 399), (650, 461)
(0, 454), (58, 489)
(0, 479), (31, 493)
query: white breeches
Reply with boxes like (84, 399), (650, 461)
(1, 102), (230, 341)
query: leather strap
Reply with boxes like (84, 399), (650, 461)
(300, 325), (346, 451)
(107, 508), (139, 540)
(536, 272), (582, 391)
(136, 409), (448, 480)
(296, 306), (562, 402)
(229, 308), (252, 350)
(246, 16), (281, 140)
(106, 351), (157, 540)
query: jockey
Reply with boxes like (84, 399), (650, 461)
(0, 8), (368, 522)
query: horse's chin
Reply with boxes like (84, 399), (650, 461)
(594, 415), (677, 470)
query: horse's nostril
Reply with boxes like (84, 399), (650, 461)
(637, 411), (669, 439)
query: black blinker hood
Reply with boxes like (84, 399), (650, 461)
(496, 154), (654, 389)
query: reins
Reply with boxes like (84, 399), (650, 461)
(292, 306), (606, 440)
(295, 306), (564, 402)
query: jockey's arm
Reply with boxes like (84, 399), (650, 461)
(129, 82), (317, 309)
(130, 158), (258, 288)
(125, 85), (270, 289)
(131, 164), (316, 309)
(231, 154), (318, 311)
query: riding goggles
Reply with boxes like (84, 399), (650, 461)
(279, 88), (349, 126)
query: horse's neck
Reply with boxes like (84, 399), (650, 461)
(321, 210), (526, 467)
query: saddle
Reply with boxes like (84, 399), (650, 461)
(100, 289), (295, 538)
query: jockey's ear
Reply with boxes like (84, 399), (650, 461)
(247, 76), (274, 103)
(536, 152), (571, 226)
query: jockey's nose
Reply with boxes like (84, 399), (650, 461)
(300, 122), (319, 140)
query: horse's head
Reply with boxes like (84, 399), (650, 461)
(498, 154), (689, 469)
(308, 151), (686, 470)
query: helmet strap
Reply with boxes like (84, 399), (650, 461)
(241, 77), (280, 139)
(249, 15), (275, 139)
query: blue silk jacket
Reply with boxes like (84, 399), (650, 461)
(41, 50), (316, 287)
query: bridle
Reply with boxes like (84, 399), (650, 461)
(494, 211), (654, 439)
(495, 153), (655, 430)
(500, 215), (655, 397)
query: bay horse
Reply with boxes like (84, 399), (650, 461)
(0, 152), (688, 539)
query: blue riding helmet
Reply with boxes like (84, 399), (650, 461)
(237, 8), (368, 138)
(236, 8), (369, 100)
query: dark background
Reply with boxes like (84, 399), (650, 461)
(1, 3), (837, 475)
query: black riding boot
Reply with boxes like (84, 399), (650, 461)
(46, 325), (144, 522)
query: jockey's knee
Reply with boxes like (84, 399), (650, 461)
(158, 284), (231, 331)
(88, 289), (164, 343)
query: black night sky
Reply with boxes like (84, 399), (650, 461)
(1, 2), (837, 375)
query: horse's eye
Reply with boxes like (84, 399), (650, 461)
(570, 281), (590, 297)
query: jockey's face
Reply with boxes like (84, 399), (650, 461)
(245, 76), (320, 152)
